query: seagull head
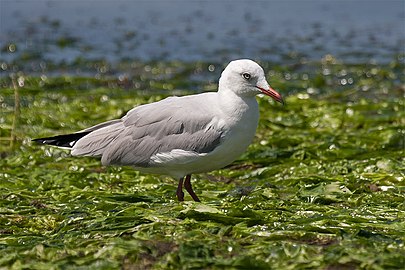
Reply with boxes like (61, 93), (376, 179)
(219, 59), (284, 104)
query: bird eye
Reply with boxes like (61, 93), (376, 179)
(242, 73), (251, 80)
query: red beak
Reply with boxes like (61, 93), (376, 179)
(256, 86), (284, 105)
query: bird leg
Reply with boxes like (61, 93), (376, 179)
(176, 177), (185, 201)
(184, 174), (201, 202)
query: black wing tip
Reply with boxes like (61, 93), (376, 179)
(32, 138), (46, 144)
(32, 137), (65, 147)
(32, 132), (91, 148)
(32, 137), (49, 143)
(32, 137), (73, 148)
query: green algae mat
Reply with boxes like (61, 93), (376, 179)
(0, 59), (404, 269)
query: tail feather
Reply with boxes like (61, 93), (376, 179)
(32, 132), (91, 148)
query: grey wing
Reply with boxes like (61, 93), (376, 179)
(72, 95), (224, 167)
(71, 120), (125, 157)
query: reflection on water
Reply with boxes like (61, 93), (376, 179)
(0, 0), (404, 75)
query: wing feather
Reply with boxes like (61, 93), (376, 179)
(72, 93), (225, 167)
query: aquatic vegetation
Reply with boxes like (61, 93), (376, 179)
(0, 60), (404, 269)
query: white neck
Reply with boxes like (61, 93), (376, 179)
(217, 87), (259, 123)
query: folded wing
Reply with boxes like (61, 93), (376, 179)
(70, 95), (224, 167)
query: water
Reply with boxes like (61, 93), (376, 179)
(0, 0), (404, 74)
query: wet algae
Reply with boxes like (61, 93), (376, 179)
(0, 59), (404, 269)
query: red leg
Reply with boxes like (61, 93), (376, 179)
(184, 174), (201, 202)
(176, 177), (185, 201)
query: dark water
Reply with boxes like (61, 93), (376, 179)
(0, 0), (404, 73)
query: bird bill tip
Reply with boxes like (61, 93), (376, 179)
(256, 86), (285, 105)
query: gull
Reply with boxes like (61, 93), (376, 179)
(33, 59), (284, 202)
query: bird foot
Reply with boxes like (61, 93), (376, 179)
(176, 175), (200, 202)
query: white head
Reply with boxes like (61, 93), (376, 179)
(219, 59), (283, 104)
